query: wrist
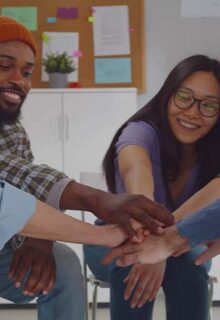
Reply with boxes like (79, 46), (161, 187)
(163, 225), (189, 254)
(25, 238), (53, 251)
(97, 224), (125, 247)
(60, 181), (107, 217)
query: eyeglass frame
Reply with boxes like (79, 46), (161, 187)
(173, 89), (220, 118)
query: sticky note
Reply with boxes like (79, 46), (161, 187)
(47, 17), (57, 24)
(42, 33), (49, 43)
(57, 7), (79, 19)
(88, 16), (95, 23)
(73, 50), (83, 58)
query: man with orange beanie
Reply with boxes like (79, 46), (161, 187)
(0, 15), (86, 320)
(0, 15), (173, 320)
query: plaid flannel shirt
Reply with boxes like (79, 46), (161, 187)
(0, 121), (67, 249)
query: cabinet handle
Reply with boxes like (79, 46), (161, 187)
(64, 115), (69, 141)
(58, 115), (63, 141)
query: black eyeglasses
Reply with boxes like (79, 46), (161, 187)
(174, 89), (220, 118)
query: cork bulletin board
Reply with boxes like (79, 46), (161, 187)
(0, 0), (146, 93)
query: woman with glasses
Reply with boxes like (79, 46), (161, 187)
(84, 55), (220, 320)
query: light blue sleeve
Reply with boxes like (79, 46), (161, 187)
(177, 198), (220, 248)
(0, 181), (36, 250)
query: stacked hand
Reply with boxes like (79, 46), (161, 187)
(124, 262), (166, 308)
(102, 225), (189, 266)
(99, 192), (174, 237)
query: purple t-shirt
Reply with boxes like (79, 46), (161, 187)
(114, 121), (200, 211)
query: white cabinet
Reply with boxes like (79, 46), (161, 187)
(21, 92), (63, 171)
(21, 89), (137, 180)
(210, 257), (220, 300)
(20, 88), (138, 303)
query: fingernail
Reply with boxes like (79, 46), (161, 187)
(15, 282), (21, 288)
(23, 291), (29, 296)
(42, 291), (48, 295)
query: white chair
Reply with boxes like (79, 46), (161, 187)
(208, 275), (218, 320)
(80, 172), (110, 320)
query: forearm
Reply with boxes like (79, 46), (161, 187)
(177, 198), (220, 248)
(20, 199), (123, 247)
(123, 166), (154, 200)
(174, 177), (220, 222)
(163, 225), (190, 254)
(59, 180), (112, 220)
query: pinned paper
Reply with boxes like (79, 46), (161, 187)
(42, 33), (50, 43)
(2, 7), (37, 31)
(42, 32), (79, 82)
(88, 16), (95, 23)
(73, 50), (83, 58)
(47, 17), (57, 24)
(57, 7), (79, 19)
(93, 6), (130, 56)
(95, 58), (132, 84)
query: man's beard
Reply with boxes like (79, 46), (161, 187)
(0, 104), (22, 125)
(0, 83), (25, 125)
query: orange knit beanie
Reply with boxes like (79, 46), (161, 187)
(0, 16), (37, 55)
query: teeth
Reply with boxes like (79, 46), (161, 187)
(3, 92), (21, 101)
(179, 120), (198, 129)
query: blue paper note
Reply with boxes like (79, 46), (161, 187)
(95, 58), (132, 84)
(47, 17), (57, 24)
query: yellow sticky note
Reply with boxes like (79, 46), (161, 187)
(42, 33), (49, 43)
(88, 16), (95, 23)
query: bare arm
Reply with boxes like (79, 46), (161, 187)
(59, 176), (173, 237)
(174, 177), (220, 221)
(20, 200), (126, 248)
(118, 145), (155, 200)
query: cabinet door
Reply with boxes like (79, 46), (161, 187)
(63, 89), (137, 180)
(21, 92), (63, 171)
(210, 256), (220, 300)
(63, 89), (137, 303)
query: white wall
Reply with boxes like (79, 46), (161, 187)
(138, 0), (220, 108)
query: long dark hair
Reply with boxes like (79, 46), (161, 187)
(103, 55), (220, 203)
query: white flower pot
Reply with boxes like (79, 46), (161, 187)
(49, 73), (68, 88)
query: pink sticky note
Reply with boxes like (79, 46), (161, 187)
(129, 27), (134, 32)
(57, 7), (79, 19)
(73, 50), (83, 58)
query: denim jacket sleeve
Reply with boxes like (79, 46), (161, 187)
(0, 181), (36, 250)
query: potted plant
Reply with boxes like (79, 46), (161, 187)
(43, 52), (76, 88)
